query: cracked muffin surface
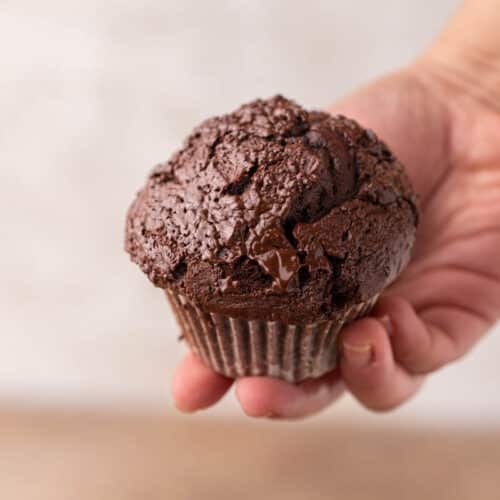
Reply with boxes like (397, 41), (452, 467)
(125, 95), (419, 323)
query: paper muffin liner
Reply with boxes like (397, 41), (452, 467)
(166, 290), (379, 383)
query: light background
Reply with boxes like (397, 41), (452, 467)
(1, 0), (498, 426)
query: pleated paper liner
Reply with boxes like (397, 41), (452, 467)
(166, 290), (379, 383)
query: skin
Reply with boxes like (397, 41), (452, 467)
(172, 0), (500, 418)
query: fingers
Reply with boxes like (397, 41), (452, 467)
(176, 296), (460, 417)
(340, 317), (424, 412)
(235, 370), (345, 419)
(172, 352), (233, 413)
(173, 352), (344, 418)
(373, 296), (481, 375)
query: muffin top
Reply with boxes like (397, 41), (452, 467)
(126, 96), (418, 323)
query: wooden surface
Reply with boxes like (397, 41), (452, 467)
(1, 408), (499, 500)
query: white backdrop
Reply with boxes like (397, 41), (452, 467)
(2, 0), (498, 426)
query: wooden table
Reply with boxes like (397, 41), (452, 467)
(1, 407), (499, 500)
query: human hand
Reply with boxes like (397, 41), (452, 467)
(172, 2), (500, 418)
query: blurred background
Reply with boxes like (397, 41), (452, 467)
(1, 1), (499, 499)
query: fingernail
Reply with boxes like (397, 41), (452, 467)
(342, 341), (372, 368)
(376, 315), (394, 336)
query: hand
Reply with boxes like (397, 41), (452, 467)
(172, 6), (500, 417)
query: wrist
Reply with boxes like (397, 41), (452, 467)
(415, 0), (500, 106)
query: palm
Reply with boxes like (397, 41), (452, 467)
(333, 67), (500, 371)
(172, 66), (500, 418)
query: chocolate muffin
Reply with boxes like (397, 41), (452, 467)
(126, 95), (418, 382)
